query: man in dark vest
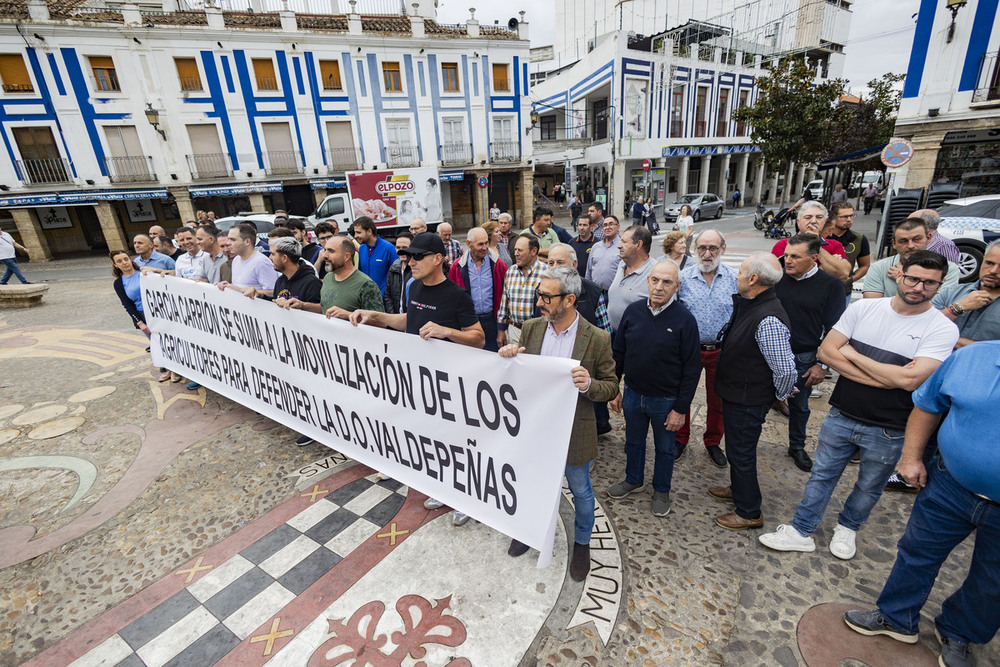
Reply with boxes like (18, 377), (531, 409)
(545, 243), (611, 332)
(775, 234), (846, 473)
(710, 253), (797, 531)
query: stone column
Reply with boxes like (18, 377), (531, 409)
(611, 158), (626, 219)
(313, 188), (328, 210)
(249, 193), (266, 212)
(767, 171), (778, 205)
(10, 208), (53, 261)
(698, 155), (711, 194)
(95, 201), (129, 252)
(782, 161), (795, 205)
(473, 171), (490, 229)
(519, 169), (533, 229)
(753, 157), (766, 204)
(795, 163), (808, 199)
(736, 153), (749, 207)
(719, 153), (732, 198)
(171, 188), (197, 223)
(678, 156), (690, 197)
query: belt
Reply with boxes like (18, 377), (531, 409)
(509, 322), (523, 329)
(701, 344), (718, 351)
(476, 312), (494, 318)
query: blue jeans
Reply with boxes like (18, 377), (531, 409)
(623, 387), (677, 493)
(878, 456), (1000, 644)
(791, 408), (904, 536)
(787, 353), (816, 452)
(722, 400), (771, 519)
(565, 461), (595, 545)
(1, 257), (28, 284)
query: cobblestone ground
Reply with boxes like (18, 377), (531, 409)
(1, 271), (997, 666)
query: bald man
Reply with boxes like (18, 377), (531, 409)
(448, 227), (508, 351)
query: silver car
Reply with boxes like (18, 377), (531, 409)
(663, 193), (725, 222)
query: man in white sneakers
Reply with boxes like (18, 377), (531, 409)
(758, 251), (958, 560)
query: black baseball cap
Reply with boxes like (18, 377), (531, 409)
(397, 232), (445, 257)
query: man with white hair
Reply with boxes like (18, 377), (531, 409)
(710, 253), (797, 531)
(915, 208), (960, 264)
(676, 229), (738, 467)
(437, 222), (462, 267)
(771, 201), (851, 281)
(448, 227), (508, 352)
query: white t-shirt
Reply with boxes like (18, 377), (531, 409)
(0, 232), (17, 260)
(828, 297), (958, 429)
(676, 216), (694, 235)
(174, 250), (210, 281)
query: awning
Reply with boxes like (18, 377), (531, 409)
(0, 188), (168, 208)
(439, 170), (466, 182)
(189, 182), (284, 197)
(816, 145), (887, 170)
(660, 144), (762, 158)
(309, 178), (346, 189)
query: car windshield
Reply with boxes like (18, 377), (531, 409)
(938, 201), (1000, 218)
(677, 195), (699, 203)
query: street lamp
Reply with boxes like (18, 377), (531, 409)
(145, 103), (166, 140)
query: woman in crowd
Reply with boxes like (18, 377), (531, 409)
(481, 219), (512, 267)
(661, 231), (690, 270)
(111, 250), (180, 383)
(675, 204), (695, 255)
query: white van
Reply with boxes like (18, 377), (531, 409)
(307, 193), (353, 233)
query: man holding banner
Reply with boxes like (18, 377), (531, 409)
(499, 266), (620, 582)
(350, 231), (486, 525)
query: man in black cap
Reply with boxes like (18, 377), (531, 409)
(349, 232), (486, 526)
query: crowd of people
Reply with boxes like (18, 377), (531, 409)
(111, 200), (999, 664)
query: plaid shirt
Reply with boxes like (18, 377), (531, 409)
(594, 292), (611, 332)
(444, 239), (463, 264)
(497, 260), (545, 329)
(756, 316), (797, 400)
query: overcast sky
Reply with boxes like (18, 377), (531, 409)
(437, 0), (920, 95)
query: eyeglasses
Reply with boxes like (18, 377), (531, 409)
(696, 245), (722, 253)
(409, 227), (424, 233)
(837, 214), (855, 220)
(603, 221), (618, 227)
(901, 274), (943, 290)
(534, 289), (568, 304)
(317, 235), (335, 242)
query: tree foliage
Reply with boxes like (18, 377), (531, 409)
(820, 72), (905, 173)
(731, 57), (845, 172)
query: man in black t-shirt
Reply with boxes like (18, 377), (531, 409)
(349, 232), (485, 526)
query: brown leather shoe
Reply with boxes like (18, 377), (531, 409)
(708, 485), (733, 501)
(771, 400), (790, 417)
(570, 542), (590, 581)
(507, 539), (529, 557)
(715, 512), (763, 530)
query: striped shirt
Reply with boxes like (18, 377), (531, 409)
(497, 260), (545, 329)
(756, 316), (797, 401)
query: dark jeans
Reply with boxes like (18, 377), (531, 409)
(787, 353), (816, 453)
(623, 387), (678, 493)
(478, 314), (498, 353)
(878, 456), (1000, 645)
(864, 197), (876, 215)
(1, 257), (28, 284)
(722, 399), (771, 519)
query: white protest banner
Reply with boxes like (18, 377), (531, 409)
(141, 275), (579, 566)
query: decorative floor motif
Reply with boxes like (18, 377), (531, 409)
(797, 603), (938, 667)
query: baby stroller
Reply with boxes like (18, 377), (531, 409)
(764, 207), (793, 239)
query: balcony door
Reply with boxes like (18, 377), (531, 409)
(385, 119), (416, 167)
(262, 122), (298, 174)
(186, 124), (229, 178)
(104, 125), (150, 182)
(13, 126), (68, 184)
(325, 121), (359, 170)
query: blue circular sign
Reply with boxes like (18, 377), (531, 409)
(478, 176), (489, 188)
(881, 138), (914, 168)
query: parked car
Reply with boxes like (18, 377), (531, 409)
(806, 178), (824, 200)
(214, 212), (312, 234)
(936, 194), (1000, 220)
(937, 213), (1000, 283)
(663, 193), (724, 223)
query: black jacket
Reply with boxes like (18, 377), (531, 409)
(714, 289), (791, 406)
(384, 258), (411, 314)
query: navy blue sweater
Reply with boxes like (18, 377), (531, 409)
(612, 298), (702, 413)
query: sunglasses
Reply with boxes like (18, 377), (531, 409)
(407, 252), (429, 261)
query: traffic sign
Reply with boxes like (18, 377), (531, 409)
(880, 138), (914, 168)
(477, 176), (488, 188)
(642, 159), (651, 172)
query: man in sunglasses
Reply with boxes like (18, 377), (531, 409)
(760, 250), (958, 561)
(863, 218), (960, 299)
(349, 232), (485, 527)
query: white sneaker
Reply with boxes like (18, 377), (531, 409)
(759, 524), (816, 552)
(829, 524), (857, 560)
(451, 511), (470, 526)
(423, 497), (445, 510)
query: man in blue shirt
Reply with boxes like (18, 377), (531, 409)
(353, 216), (398, 294)
(844, 341), (1000, 665)
(132, 234), (175, 271)
(676, 229), (737, 467)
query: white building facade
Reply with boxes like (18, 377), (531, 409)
(891, 0), (1000, 197)
(0, 2), (533, 259)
